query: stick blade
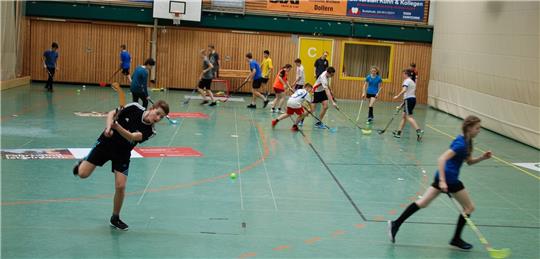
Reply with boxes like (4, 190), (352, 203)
(377, 129), (385, 134)
(328, 127), (337, 133)
(488, 248), (511, 259)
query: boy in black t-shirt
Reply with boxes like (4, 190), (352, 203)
(72, 100), (169, 231)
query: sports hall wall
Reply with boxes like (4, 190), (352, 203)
(22, 1), (432, 104)
(25, 19), (432, 103)
(428, 1), (540, 148)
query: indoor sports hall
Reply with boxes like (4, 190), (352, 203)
(1, 1), (538, 259)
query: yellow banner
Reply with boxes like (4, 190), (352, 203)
(267, 0), (348, 16)
(298, 37), (334, 85)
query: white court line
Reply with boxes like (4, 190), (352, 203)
(249, 110), (278, 211)
(137, 103), (192, 205)
(234, 108), (244, 210)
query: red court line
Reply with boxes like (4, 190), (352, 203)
(2, 124), (270, 206)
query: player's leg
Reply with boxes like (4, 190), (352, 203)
(450, 184), (475, 249)
(388, 186), (441, 242)
(319, 100), (329, 122)
(110, 157), (130, 230)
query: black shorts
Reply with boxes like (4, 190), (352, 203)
(121, 68), (130, 75)
(261, 77), (269, 84)
(367, 93), (377, 98)
(431, 180), (465, 193)
(313, 91), (328, 103)
(404, 98), (416, 115)
(85, 141), (131, 175)
(294, 84), (304, 90)
(252, 78), (263, 89)
(198, 78), (213, 90)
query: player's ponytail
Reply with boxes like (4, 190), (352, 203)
(462, 115), (481, 156)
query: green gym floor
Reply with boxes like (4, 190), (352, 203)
(1, 83), (539, 259)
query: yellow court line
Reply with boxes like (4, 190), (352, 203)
(426, 124), (540, 181)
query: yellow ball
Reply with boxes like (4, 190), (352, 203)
(230, 173), (237, 179)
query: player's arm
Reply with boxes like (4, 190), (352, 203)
(200, 61), (213, 79)
(244, 68), (255, 82)
(437, 149), (456, 192)
(362, 81), (367, 98)
(393, 85), (407, 99)
(466, 151), (492, 165)
(112, 123), (143, 142)
(324, 86), (337, 107)
(103, 109), (116, 137)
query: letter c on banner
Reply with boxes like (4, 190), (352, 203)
(308, 47), (317, 58)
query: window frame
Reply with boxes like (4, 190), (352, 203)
(339, 41), (395, 83)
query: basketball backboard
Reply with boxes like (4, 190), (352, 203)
(152, 0), (202, 22)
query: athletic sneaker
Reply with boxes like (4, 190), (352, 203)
(246, 104), (256, 109)
(315, 123), (326, 129)
(110, 216), (129, 231)
(416, 129), (424, 142)
(387, 220), (399, 243)
(315, 121), (322, 127)
(209, 101), (217, 107)
(450, 238), (473, 250)
(263, 99), (270, 108)
(291, 125), (299, 131)
(200, 100), (209, 105)
(392, 130), (401, 138)
(298, 120), (304, 127)
(278, 108), (284, 114)
(72, 160), (82, 176)
(271, 119), (278, 128)
(367, 118), (373, 124)
(271, 108), (276, 113)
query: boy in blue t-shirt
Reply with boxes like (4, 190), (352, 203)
(130, 58), (155, 109)
(243, 52), (269, 109)
(120, 44), (132, 83)
(362, 66), (383, 123)
(42, 42), (59, 92)
(388, 115), (492, 251)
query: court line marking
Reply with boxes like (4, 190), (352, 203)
(249, 110), (278, 211)
(382, 128), (540, 223)
(295, 121), (368, 221)
(234, 108), (245, 210)
(2, 111), (270, 207)
(426, 124), (540, 181)
(137, 100), (192, 205)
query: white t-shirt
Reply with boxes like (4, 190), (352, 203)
(295, 65), (305, 85)
(314, 71), (330, 93)
(287, 89), (312, 108)
(403, 78), (416, 99)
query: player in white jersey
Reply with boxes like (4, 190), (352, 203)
(311, 67), (337, 129)
(272, 83), (313, 131)
(392, 69), (424, 141)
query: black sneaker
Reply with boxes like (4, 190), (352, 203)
(387, 220), (399, 243)
(450, 238), (473, 250)
(263, 99), (270, 108)
(416, 129), (424, 142)
(200, 100), (209, 105)
(110, 216), (129, 231)
(209, 101), (217, 106)
(247, 104), (256, 109)
(392, 130), (401, 138)
(72, 160), (82, 176)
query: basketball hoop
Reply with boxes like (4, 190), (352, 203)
(172, 12), (181, 26)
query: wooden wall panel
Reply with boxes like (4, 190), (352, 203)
(157, 28), (296, 94)
(28, 19), (150, 85)
(25, 20), (431, 103)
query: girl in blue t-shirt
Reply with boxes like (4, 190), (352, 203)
(362, 66), (382, 123)
(388, 115), (493, 250)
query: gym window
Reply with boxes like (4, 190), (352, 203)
(339, 41), (394, 82)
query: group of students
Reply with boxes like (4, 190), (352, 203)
(66, 45), (494, 254)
